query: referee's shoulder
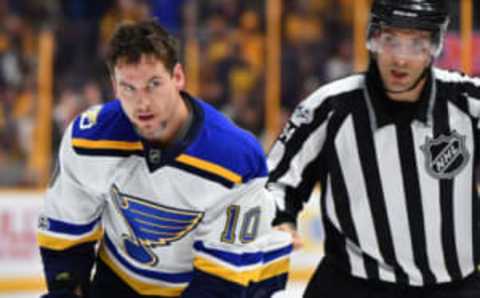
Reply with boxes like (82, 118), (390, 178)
(434, 67), (480, 86)
(300, 73), (365, 110)
(434, 67), (480, 109)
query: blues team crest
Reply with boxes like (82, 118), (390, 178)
(420, 130), (470, 180)
(79, 105), (102, 130)
(110, 185), (204, 266)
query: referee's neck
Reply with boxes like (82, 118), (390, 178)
(386, 77), (427, 103)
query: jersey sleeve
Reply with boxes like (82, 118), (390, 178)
(182, 179), (292, 298)
(267, 96), (332, 227)
(38, 122), (105, 250)
(37, 123), (105, 296)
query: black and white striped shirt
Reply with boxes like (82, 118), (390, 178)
(267, 65), (480, 286)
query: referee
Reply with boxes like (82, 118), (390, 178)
(267, 0), (480, 297)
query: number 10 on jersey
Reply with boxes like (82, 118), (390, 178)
(221, 205), (261, 244)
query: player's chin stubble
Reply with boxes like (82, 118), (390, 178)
(135, 121), (168, 140)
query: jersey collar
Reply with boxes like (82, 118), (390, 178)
(141, 91), (204, 172)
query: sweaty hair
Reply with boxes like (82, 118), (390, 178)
(106, 19), (179, 73)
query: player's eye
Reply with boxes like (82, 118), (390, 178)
(148, 80), (161, 89)
(146, 80), (162, 93)
(122, 85), (135, 94)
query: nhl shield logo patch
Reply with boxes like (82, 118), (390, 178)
(420, 130), (470, 179)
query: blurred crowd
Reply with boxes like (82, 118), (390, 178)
(0, 0), (358, 186)
(197, 0), (354, 137)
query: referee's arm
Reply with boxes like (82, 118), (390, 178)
(266, 98), (331, 233)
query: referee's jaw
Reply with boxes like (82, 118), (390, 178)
(375, 53), (430, 102)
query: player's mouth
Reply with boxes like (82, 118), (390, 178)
(137, 114), (155, 122)
(391, 69), (409, 80)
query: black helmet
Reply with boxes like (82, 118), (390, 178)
(367, 0), (450, 56)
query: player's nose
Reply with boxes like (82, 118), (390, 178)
(392, 54), (409, 67)
(136, 94), (151, 111)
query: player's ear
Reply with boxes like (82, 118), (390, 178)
(172, 63), (186, 90)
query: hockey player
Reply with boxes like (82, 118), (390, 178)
(37, 19), (291, 298)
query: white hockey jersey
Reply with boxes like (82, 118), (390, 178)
(37, 95), (292, 297)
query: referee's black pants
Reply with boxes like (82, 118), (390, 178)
(304, 258), (480, 298)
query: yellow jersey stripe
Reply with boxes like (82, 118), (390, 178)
(72, 138), (143, 151)
(37, 228), (103, 250)
(257, 257), (290, 281)
(98, 248), (184, 297)
(176, 154), (242, 184)
(193, 256), (289, 286)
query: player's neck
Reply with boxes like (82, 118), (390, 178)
(152, 93), (191, 147)
(171, 95), (193, 144)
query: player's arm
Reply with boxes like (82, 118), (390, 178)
(37, 124), (104, 298)
(267, 100), (330, 243)
(182, 180), (292, 298)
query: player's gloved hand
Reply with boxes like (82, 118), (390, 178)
(273, 222), (303, 250)
(41, 271), (84, 298)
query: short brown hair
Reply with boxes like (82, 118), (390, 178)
(106, 19), (179, 73)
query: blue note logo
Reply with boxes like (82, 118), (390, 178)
(420, 130), (470, 180)
(110, 185), (204, 266)
(79, 105), (102, 130)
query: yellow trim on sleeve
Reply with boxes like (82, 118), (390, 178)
(193, 256), (289, 286)
(98, 248), (184, 297)
(72, 138), (143, 151)
(257, 257), (290, 281)
(176, 154), (242, 184)
(37, 227), (104, 250)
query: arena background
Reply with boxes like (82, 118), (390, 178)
(0, 0), (476, 297)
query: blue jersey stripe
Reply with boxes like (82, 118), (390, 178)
(46, 217), (100, 235)
(264, 245), (293, 263)
(193, 241), (262, 266)
(193, 241), (293, 267)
